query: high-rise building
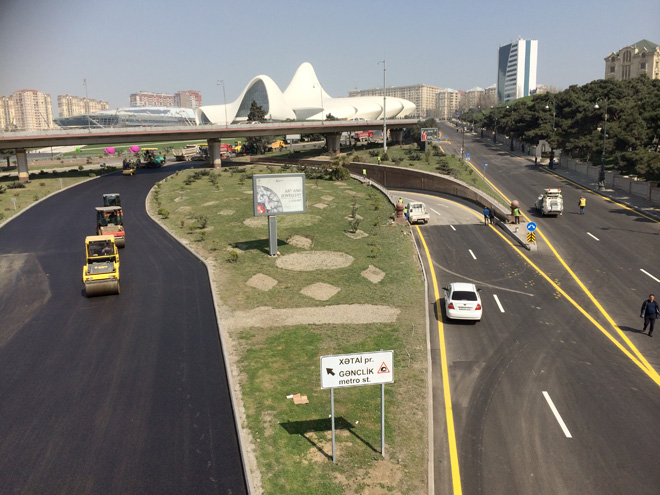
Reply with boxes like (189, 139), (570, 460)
(0, 89), (53, 131)
(497, 39), (538, 103)
(174, 90), (202, 109)
(604, 39), (660, 81)
(58, 94), (109, 117)
(436, 89), (461, 120)
(130, 90), (202, 108)
(349, 84), (442, 118)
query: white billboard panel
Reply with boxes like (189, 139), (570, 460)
(320, 351), (394, 389)
(252, 173), (307, 216)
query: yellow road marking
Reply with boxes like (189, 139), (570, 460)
(416, 226), (463, 495)
(461, 162), (660, 380)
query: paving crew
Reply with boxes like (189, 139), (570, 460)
(579, 196), (586, 215)
(513, 206), (521, 224)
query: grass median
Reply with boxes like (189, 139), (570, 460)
(149, 163), (429, 494)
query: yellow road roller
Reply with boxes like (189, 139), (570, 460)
(83, 235), (120, 297)
(96, 206), (125, 248)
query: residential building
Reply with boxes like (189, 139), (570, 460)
(349, 83), (441, 118)
(174, 90), (202, 109)
(130, 91), (175, 107)
(604, 39), (660, 81)
(497, 39), (538, 103)
(436, 89), (461, 120)
(129, 90), (203, 108)
(0, 89), (53, 131)
(58, 94), (109, 117)
(465, 87), (485, 111)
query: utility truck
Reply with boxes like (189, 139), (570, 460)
(407, 202), (430, 224)
(535, 188), (563, 216)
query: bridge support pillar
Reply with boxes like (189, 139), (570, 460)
(16, 148), (29, 181)
(208, 139), (222, 168)
(325, 133), (341, 155)
(390, 129), (404, 145)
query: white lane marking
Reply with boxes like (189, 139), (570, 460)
(469, 249), (477, 260)
(493, 294), (505, 313)
(542, 391), (572, 438)
(431, 208), (444, 215)
(450, 225), (456, 231)
(640, 269), (660, 283)
(587, 232), (600, 241)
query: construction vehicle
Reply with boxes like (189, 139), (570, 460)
(96, 206), (125, 248)
(407, 202), (430, 224)
(535, 188), (564, 216)
(267, 140), (286, 151)
(172, 144), (199, 161)
(103, 193), (121, 207)
(139, 148), (165, 167)
(122, 159), (137, 176)
(82, 235), (120, 297)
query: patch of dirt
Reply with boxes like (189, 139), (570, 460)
(225, 304), (399, 330)
(300, 282), (340, 301)
(276, 251), (354, 271)
(286, 235), (313, 250)
(175, 206), (191, 212)
(174, 196), (186, 202)
(321, 195), (335, 202)
(202, 201), (219, 206)
(218, 209), (234, 216)
(344, 230), (368, 239)
(243, 215), (321, 228)
(246, 273), (278, 291)
(361, 265), (385, 284)
(313, 203), (328, 209)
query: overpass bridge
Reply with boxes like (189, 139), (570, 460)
(0, 119), (417, 180)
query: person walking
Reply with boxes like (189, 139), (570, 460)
(513, 206), (521, 224)
(641, 294), (660, 336)
(489, 206), (495, 225)
(579, 196), (586, 215)
(483, 206), (490, 225)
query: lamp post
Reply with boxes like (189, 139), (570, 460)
(461, 124), (465, 161)
(217, 80), (228, 128)
(507, 105), (515, 151)
(83, 78), (90, 131)
(378, 59), (387, 154)
(594, 98), (608, 191)
(313, 83), (324, 125)
(545, 100), (556, 168)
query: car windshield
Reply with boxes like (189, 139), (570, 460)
(452, 291), (478, 301)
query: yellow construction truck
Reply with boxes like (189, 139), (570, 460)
(82, 236), (120, 297)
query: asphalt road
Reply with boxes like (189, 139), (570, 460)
(395, 134), (660, 495)
(0, 165), (248, 495)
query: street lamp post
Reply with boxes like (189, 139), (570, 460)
(313, 83), (324, 125)
(217, 80), (228, 128)
(545, 100), (556, 168)
(461, 124), (465, 161)
(83, 78), (90, 131)
(594, 98), (608, 191)
(379, 59), (387, 154)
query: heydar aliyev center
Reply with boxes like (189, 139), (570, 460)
(195, 62), (416, 125)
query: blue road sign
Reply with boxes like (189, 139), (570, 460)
(466, 153), (470, 160)
(527, 222), (537, 232)
(483, 163), (488, 167)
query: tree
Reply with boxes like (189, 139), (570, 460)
(246, 101), (268, 154)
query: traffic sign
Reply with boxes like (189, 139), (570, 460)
(483, 163), (488, 167)
(466, 153), (470, 161)
(321, 351), (394, 389)
(526, 222), (537, 232)
(527, 232), (536, 243)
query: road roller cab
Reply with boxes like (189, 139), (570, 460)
(102, 193), (121, 206)
(96, 206), (125, 248)
(83, 235), (120, 297)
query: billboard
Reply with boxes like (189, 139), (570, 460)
(420, 128), (438, 141)
(252, 173), (307, 216)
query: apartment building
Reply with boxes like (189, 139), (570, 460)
(58, 94), (109, 117)
(0, 89), (53, 131)
(497, 39), (538, 103)
(130, 90), (202, 108)
(349, 83), (442, 118)
(604, 39), (660, 81)
(436, 89), (461, 120)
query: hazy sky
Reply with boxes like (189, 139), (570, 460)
(1, 0), (658, 115)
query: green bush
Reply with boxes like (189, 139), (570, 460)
(381, 152), (390, 162)
(157, 208), (170, 218)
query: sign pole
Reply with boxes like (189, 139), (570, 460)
(381, 383), (385, 457)
(268, 215), (277, 256)
(331, 387), (336, 463)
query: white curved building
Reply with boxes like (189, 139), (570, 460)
(195, 62), (416, 125)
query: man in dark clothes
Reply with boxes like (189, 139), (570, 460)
(641, 294), (660, 336)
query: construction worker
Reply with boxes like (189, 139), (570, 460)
(579, 196), (586, 214)
(513, 206), (521, 224)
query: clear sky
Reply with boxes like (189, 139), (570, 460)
(1, 0), (658, 115)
